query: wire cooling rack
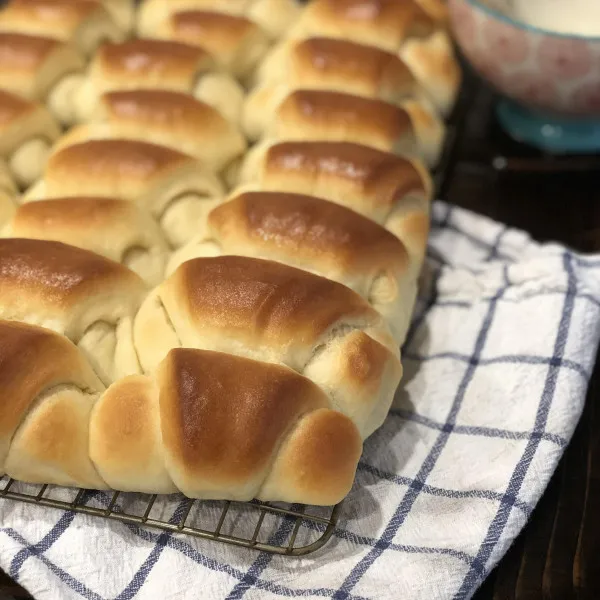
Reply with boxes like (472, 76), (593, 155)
(0, 477), (342, 555)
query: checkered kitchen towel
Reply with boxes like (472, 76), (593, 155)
(2, 201), (600, 600)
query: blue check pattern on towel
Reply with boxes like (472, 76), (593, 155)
(2, 201), (600, 600)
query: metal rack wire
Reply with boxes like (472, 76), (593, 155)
(0, 477), (342, 556)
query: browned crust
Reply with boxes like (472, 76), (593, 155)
(277, 90), (412, 138)
(159, 348), (327, 486)
(0, 33), (60, 72)
(0, 89), (35, 127)
(173, 255), (378, 347)
(48, 139), (190, 181)
(98, 39), (211, 77)
(265, 141), (428, 210)
(210, 191), (408, 273)
(0, 238), (140, 305)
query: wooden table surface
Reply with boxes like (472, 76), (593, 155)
(2, 73), (600, 600)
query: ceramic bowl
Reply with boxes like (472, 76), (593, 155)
(448, 0), (600, 153)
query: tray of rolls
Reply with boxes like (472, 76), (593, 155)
(0, 0), (463, 555)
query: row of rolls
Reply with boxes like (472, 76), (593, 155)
(0, 0), (460, 505)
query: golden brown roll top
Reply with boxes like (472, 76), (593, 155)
(24, 139), (225, 248)
(290, 0), (444, 52)
(0, 33), (85, 103)
(92, 348), (361, 503)
(53, 90), (247, 174)
(0, 89), (60, 188)
(4, 197), (170, 286)
(153, 11), (271, 79)
(134, 255), (402, 437)
(255, 36), (416, 101)
(256, 32), (459, 116)
(170, 190), (416, 342)
(0, 320), (106, 488)
(137, 0), (302, 40)
(0, 321), (361, 504)
(243, 89), (444, 167)
(0, 238), (146, 382)
(67, 39), (246, 125)
(0, 0), (125, 57)
(237, 140), (432, 264)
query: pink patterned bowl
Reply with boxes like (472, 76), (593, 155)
(448, 0), (600, 152)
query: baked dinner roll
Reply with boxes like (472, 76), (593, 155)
(243, 89), (444, 167)
(0, 33), (86, 110)
(152, 11), (271, 80)
(255, 32), (459, 117)
(91, 348), (362, 503)
(48, 39), (245, 126)
(289, 0), (447, 52)
(52, 90), (247, 175)
(0, 238), (146, 383)
(0, 90), (61, 188)
(134, 256), (402, 438)
(0, 320), (107, 489)
(23, 139), (225, 249)
(137, 0), (301, 40)
(169, 191), (417, 343)
(4, 197), (170, 286)
(236, 140), (432, 264)
(0, 0), (125, 57)
(0, 321), (361, 504)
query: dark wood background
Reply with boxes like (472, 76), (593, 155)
(2, 73), (600, 600)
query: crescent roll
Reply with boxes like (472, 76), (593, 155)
(243, 89), (445, 167)
(51, 90), (247, 175)
(0, 319), (362, 505)
(152, 11), (271, 80)
(169, 190), (418, 344)
(48, 39), (246, 126)
(23, 139), (225, 249)
(3, 197), (170, 286)
(137, 0), (302, 40)
(288, 0), (447, 52)
(0, 90), (61, 188)
(0, 0), (125, 57)
(134, 255), (402, 438)
(236, 140), (432, 264)
(0, 238), (146, 382)
(255, 31), (460, 117)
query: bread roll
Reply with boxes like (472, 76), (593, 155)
(4, 197), (170, 286)
(0, 33), (85, 108)
(0, 238), (146, 382)
(289, 0), (446, 52)
(137, 0), (302, 40)
(0, 0), (125, 57)
(0, 90), (60, 188)
(153, 11), (271, 80)
(0, 320), (361, 505)
(134, 255), (402, 438)
(236, 140), (432, 263)
(0, 320), (107, 489)
(49, 39), (246, 126)
(169, 191), (418, 343)
(256, 31), (459, 117)
(24, 139), (225, 248)
(243, 89), (444, 166)
(52, 90), (247, 175)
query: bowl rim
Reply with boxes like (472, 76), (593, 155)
(463, 0), (600, 42)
